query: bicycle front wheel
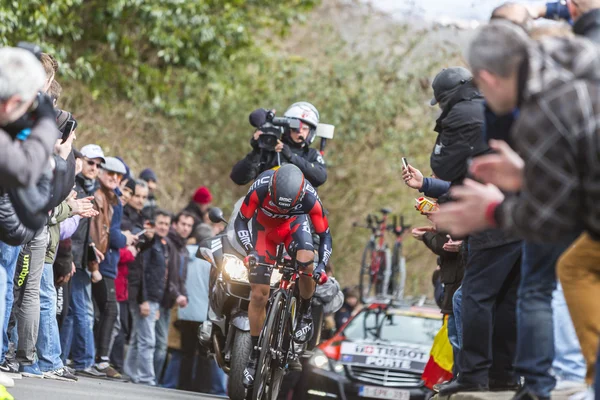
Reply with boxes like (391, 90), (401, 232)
(253, 291), (285, 400)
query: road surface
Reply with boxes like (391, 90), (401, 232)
(9, 376), (227, 400)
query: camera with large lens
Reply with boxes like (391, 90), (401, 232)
(249, 109), (300, 151)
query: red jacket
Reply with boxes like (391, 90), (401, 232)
(115, 247), (136, 302)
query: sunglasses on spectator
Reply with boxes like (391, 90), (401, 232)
(104, 170), (123, 179)
(86, 160), (102, 168)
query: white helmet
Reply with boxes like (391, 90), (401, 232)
(284, 102), (320, 145)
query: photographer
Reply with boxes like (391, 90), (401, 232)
(0, 47), (60, 188)
(230, 102), (327, 187)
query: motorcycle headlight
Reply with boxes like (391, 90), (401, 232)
(222, 255), (249, 283)
(309, 349), (345, 374)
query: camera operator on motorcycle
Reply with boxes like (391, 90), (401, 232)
(230, 102), (327, 188)
(233, 164), (332, 389)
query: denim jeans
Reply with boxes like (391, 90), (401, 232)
(210, 358), (228, 395)
(37, 263), (63, 372)
(448, 286), (462, 376)
(514, 241), (563, 396)
(125, 301), (159, 385)
(0, 241), (19, 363)
(153, 306), (170, 381)
(553, 283), (586, 382)
(160, 349), (181, 389)
(449, 286), (462, 349)
(60, 268), (95, 369)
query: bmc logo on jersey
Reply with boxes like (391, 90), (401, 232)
(261, 207), (293, 219)
(250, 176), (270, 192)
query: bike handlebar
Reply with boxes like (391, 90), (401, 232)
(246, 258), (328, 285)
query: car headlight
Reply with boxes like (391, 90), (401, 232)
(223, 255), (249, 283)
(308, 349), (345, 374)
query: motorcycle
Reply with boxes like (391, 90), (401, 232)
(196, 206), (284, 400)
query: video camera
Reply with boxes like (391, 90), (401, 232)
(249, 108), (300, 151)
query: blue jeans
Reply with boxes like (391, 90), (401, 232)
(448, 286), (462, 376)
(160, 349), (181, 389)
(125, 302), (160, 385)
(210, 358), (227, 395)
(514, 241), (562, 396)
(0, 242), (20, 363)
(553, 283), (586, 382)
(60, 269), (95, 369)
(153, 306), (170, 381)
(451, 286), (463, 349)
(37, 263), (63, 372)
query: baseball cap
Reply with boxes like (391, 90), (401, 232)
(101, 156), (127, 175)
(80, 144), (106, 163)
(430, 67), (473, 106)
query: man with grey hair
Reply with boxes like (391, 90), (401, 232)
(432, 20), (600, 396)
(0, 47), (59, 188)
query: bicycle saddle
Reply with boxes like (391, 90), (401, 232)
(380, 207), (393, 215)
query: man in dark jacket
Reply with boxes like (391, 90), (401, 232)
(230, 102), (327, 188)
(153, 211), (193, 382)
(59, 144), (106, 377)
(405, 67), (522, 395)
(124, 209), (171, 386)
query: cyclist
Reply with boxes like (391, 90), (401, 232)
(233, 164), (332, 388)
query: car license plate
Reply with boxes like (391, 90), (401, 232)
(358, 386), (410, 400)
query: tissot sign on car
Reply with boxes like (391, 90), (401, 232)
(340, 342), (429, 372)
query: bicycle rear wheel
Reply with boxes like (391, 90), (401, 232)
(253, 291), (285, 400)
(359, 242), (376, 302)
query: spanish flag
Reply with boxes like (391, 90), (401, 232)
(421, 315), (454, 389)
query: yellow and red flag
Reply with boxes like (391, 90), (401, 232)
(421, 315), (454, 389)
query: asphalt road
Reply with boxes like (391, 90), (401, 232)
(8, 376), (227, 400)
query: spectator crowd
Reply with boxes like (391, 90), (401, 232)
(0, 45), (227, 398)
(402, 2), (600, 400)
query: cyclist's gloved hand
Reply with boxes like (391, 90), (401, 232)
(314, 262), (328, 285)
(244, 251), (259, 269)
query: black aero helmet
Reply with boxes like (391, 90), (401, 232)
(268, 164), (306, 210)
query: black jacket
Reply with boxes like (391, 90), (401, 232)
(162, 230), (189, 308)
(422, 232), (465, 314)
(430, 82), (488, 184)
(122, 204), (145, 234)
(129, 235), (169, 305)
(230, 136), (327, 187)
(70, 173), (98, 269)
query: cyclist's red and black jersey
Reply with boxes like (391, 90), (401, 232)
(234, 169), (332, 282)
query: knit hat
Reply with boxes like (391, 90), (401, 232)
(193, 186), (212, 205)
(139, 168), (158, 183)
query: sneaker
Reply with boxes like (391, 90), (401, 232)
(568, 387), (594, 400)
(0, 373), (13, 388)
(0, 362), (21, 380)
(75, 366), (106, 378)
(94, 364), (127, 381)
(243, 350), (258, 389)
(18, 363), (44, 379)
(293, 308), (313, 344)
(43, 367), (78, 382)
(64, 366), (76, 376)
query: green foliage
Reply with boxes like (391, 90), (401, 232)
(0, 0), (317, 111)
